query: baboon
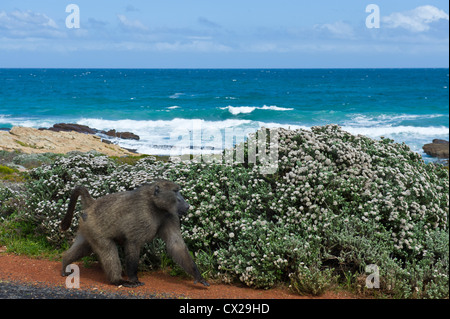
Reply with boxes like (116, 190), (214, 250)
(60, 179), (209, 288)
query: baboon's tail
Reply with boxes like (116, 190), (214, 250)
(60, 186), (94, 231)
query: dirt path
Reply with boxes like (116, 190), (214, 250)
(0, 253), (358, 299)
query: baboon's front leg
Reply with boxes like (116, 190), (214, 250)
(158, 222), (210, 287)
(124, 241), (144, 286)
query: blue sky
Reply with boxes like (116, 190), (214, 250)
(0, 0), (448, 68)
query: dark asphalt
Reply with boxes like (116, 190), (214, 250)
(0, 280), (157, 299)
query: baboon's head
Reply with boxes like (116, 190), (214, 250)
(151, 180), (190, 216)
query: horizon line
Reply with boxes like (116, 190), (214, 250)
(1, 67), (449, 70)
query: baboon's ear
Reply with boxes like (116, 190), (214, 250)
(154, 185), (160, 195)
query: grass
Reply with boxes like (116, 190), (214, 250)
(14, 140), (42, 149)
(0, 165), (16, 175)
(0, 218), (67, 261)
(0, 165), (27, 183)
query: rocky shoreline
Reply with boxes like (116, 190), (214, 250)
(40, 123), (140, 141)
(1, 123), (449, 162)
(0, 125), (138, 157)
(422, 139), (449, 159)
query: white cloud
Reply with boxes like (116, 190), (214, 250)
(382, 5), (449, 32)
(0, 4), (446, 64)
(8, 10), (58, 29)
(0, 10), (63, 38)
(154, 40), (232, 53)
(117, 14), (149, 32)
(313, 21), (355, 39)
(97, 38), (232, 53)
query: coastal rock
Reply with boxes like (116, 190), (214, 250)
(40, 123), (140, 141)
(0, 127), (137, 156)
(42, 123), (99, 134)
(422, 139), (449, 159)
(104, 129), (140, 140)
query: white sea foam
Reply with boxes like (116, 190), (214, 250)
(348, 113), (447, 127)
(342, 125), (449, 156)
(259, 105), (294, 112)
(77, 118), (259, 155)
(78, 118), (254, 134)
(221, 105), (294, 115)
(2, 114), (447, 158)
(76, 117), (448, 156)
(340, 114), (449, 154)
(0, 115), (54, 129)
(222, 106), (256, 115)
(342, 125), (449, 137)
(169, 93), (184, 99)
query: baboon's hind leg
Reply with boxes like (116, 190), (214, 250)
(93, 238), (140, 287)
(61, 234), (92, 276)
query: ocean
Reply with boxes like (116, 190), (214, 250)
(0, 68), (448, 160)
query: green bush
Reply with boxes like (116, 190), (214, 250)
(0, 165), (16, 175)
(0, 186), (24, 218)
(2, 125), (448, 298)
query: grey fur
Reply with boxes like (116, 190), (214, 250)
(60, 179), (209, 288)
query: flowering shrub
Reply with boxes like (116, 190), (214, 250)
(0, 186), (21, 220)
(3, 125), (448, 298)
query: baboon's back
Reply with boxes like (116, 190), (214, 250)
(82, 187), (157, 240)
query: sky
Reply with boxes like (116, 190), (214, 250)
(0, 0), (448, 68)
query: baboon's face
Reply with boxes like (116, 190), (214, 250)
(153, 180), (190, 217)
(175, 191), (190, 216)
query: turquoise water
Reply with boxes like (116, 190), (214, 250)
(0, 68), (448, 157)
